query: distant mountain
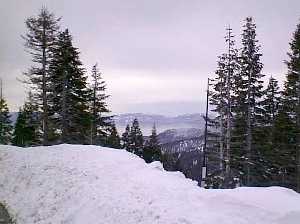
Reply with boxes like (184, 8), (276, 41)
(114, 113), (204, 135)
(9, 112), (205, 137)
(157, 128), (202, 144)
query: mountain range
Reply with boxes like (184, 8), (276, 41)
(113, 113), (204, 135)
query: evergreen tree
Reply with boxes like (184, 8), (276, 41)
(49, 29), (91, 144)
(122, 124), (131, 149)
(0, 86), (12, 144)
(262, 77), (280, 127)
(281, 20), (300, 191)
(258, 77), (281, 184)
(231, 17), (264, 186)
(12, 108), (26, 146)
(12, 93), (40, 147)
(129, 118), (144, 157)
(143, 124), (162, 163)
(207, 27), (238, 188)
(271, 109), (297, 188)
(90, 63), (112, 145)
(23, 8), (60, 145)
(106, 123), (121, 149)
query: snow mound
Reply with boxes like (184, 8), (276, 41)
(0, 144), (300, 224)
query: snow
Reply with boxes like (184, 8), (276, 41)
(0, 144), (300, 224)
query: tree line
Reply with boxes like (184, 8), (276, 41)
(206, 17), (300, 192)
(1, 9), (300, 191)
(0, 8), (162, 164)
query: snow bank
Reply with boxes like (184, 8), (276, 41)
(0, 144), (299, 224)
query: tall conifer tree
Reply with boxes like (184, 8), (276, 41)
(208, 27), (238, 187)
(49, 29), (91, 144)
(90, 63), (112, 145)
(23, 8), (60, 145)
(231, 17), (264, 186)
(281, 20), (300, 191)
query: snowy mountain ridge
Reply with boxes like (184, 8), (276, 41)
(113, 113), (204, 135)
(0, 144), (300, 224)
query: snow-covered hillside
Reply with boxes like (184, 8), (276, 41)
(0, 145), (300, 224)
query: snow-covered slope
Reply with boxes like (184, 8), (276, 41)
(0, 145), (300, 224)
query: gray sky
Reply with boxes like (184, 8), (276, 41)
(0, 0), (299, 115)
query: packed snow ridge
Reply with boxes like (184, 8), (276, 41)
(0, 145), (300, 224)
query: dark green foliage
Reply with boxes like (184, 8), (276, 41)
(0, 98), (13, 144)
(262, 77), (280, 126)
(280, 20), (300, 191)
(12, 99), (40, 147)
(106, 123), (121, 149)
(207, 27), (239, 188)
(49, 29), (91, 144)
(23, 8), (60, 145)
(271, 110), (297, 188)
(231, 17), (265, 186)
(143, 125), (162, 163)
(129, 118), (144, 157)
(121, 124), (131, 149)
(90, 63), (112, 145)
(122, 119), (144, 157)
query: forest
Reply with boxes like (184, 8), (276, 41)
(0, 8), (300, 192)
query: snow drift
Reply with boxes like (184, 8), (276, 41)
(0, 144), (300, 224)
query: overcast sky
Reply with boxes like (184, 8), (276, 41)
(1, 0), (299, 115)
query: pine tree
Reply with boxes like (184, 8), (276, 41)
(281, 20), (300, 191)
(122, 124), (131, 149)
(90, 63), (112, 145)
(129, 118), (144, 157)
(272, 109), (297, 188)
(49, 29), (91, 144)
(106, 123), (121, 149)
(23, 8), (60, 145)
(259, 77), (281, 183)
(143, 124), (161, 163)
(12, 108), (27, 146)
(231, 17), (264, 186)
(207, 27), (238, 188)
(0, 80), (13, 144)
(262, 77), (280, 127)
(12, 93), (40, 147)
